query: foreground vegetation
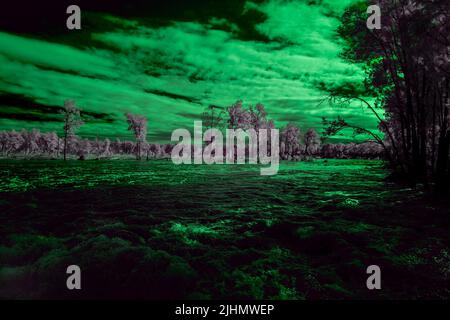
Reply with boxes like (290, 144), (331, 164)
(0, 160), (448, 299)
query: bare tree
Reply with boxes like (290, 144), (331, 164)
(201, 105), (225, 130)
(60, 100), (84, 160)
(125, 113), (147, 160)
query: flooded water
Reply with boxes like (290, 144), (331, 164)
(0, 159), (402, 205)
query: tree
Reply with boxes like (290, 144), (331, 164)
(78, 139), (91, 158)
(37, 131), (59, 156)
(304, 128), (321, 155)
(67, 135), (81, 156)
(19, 129), (40, 155)
(91, 137), (102, 158)
(0, 130), (23, 155)
(226, 101), (276, 159)
(0, 131), (8, 155)
(280, 123), (301, 160)
(125, 113), (147, 160)
(121, 140), (134, 155)
(324, 0), (449, 192)
(201, 105), (225, 130)
(103, 138), (111, 157)
(227, 101), (274, 131)
(60, 100), (84, 160)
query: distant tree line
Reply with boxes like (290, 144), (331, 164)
(0, 98), (384, 160)
(0, 128), (175, 160)
(201, 100), (383, 160)
(0, 127), (382, 160)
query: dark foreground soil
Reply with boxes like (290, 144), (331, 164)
(0, 160), (449, 299)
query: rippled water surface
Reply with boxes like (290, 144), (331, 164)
(0, 159), (404, 205)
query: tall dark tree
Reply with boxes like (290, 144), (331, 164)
(324, 0), (449, 192)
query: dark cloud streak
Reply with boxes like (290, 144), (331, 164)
(0, 92), (115, 124)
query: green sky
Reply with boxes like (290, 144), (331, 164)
(0, 0), (378, 143)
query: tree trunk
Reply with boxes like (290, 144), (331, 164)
(435, 125), (449, 195)
(63, 130), (68, 161)
(136, 141), (141, 160)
